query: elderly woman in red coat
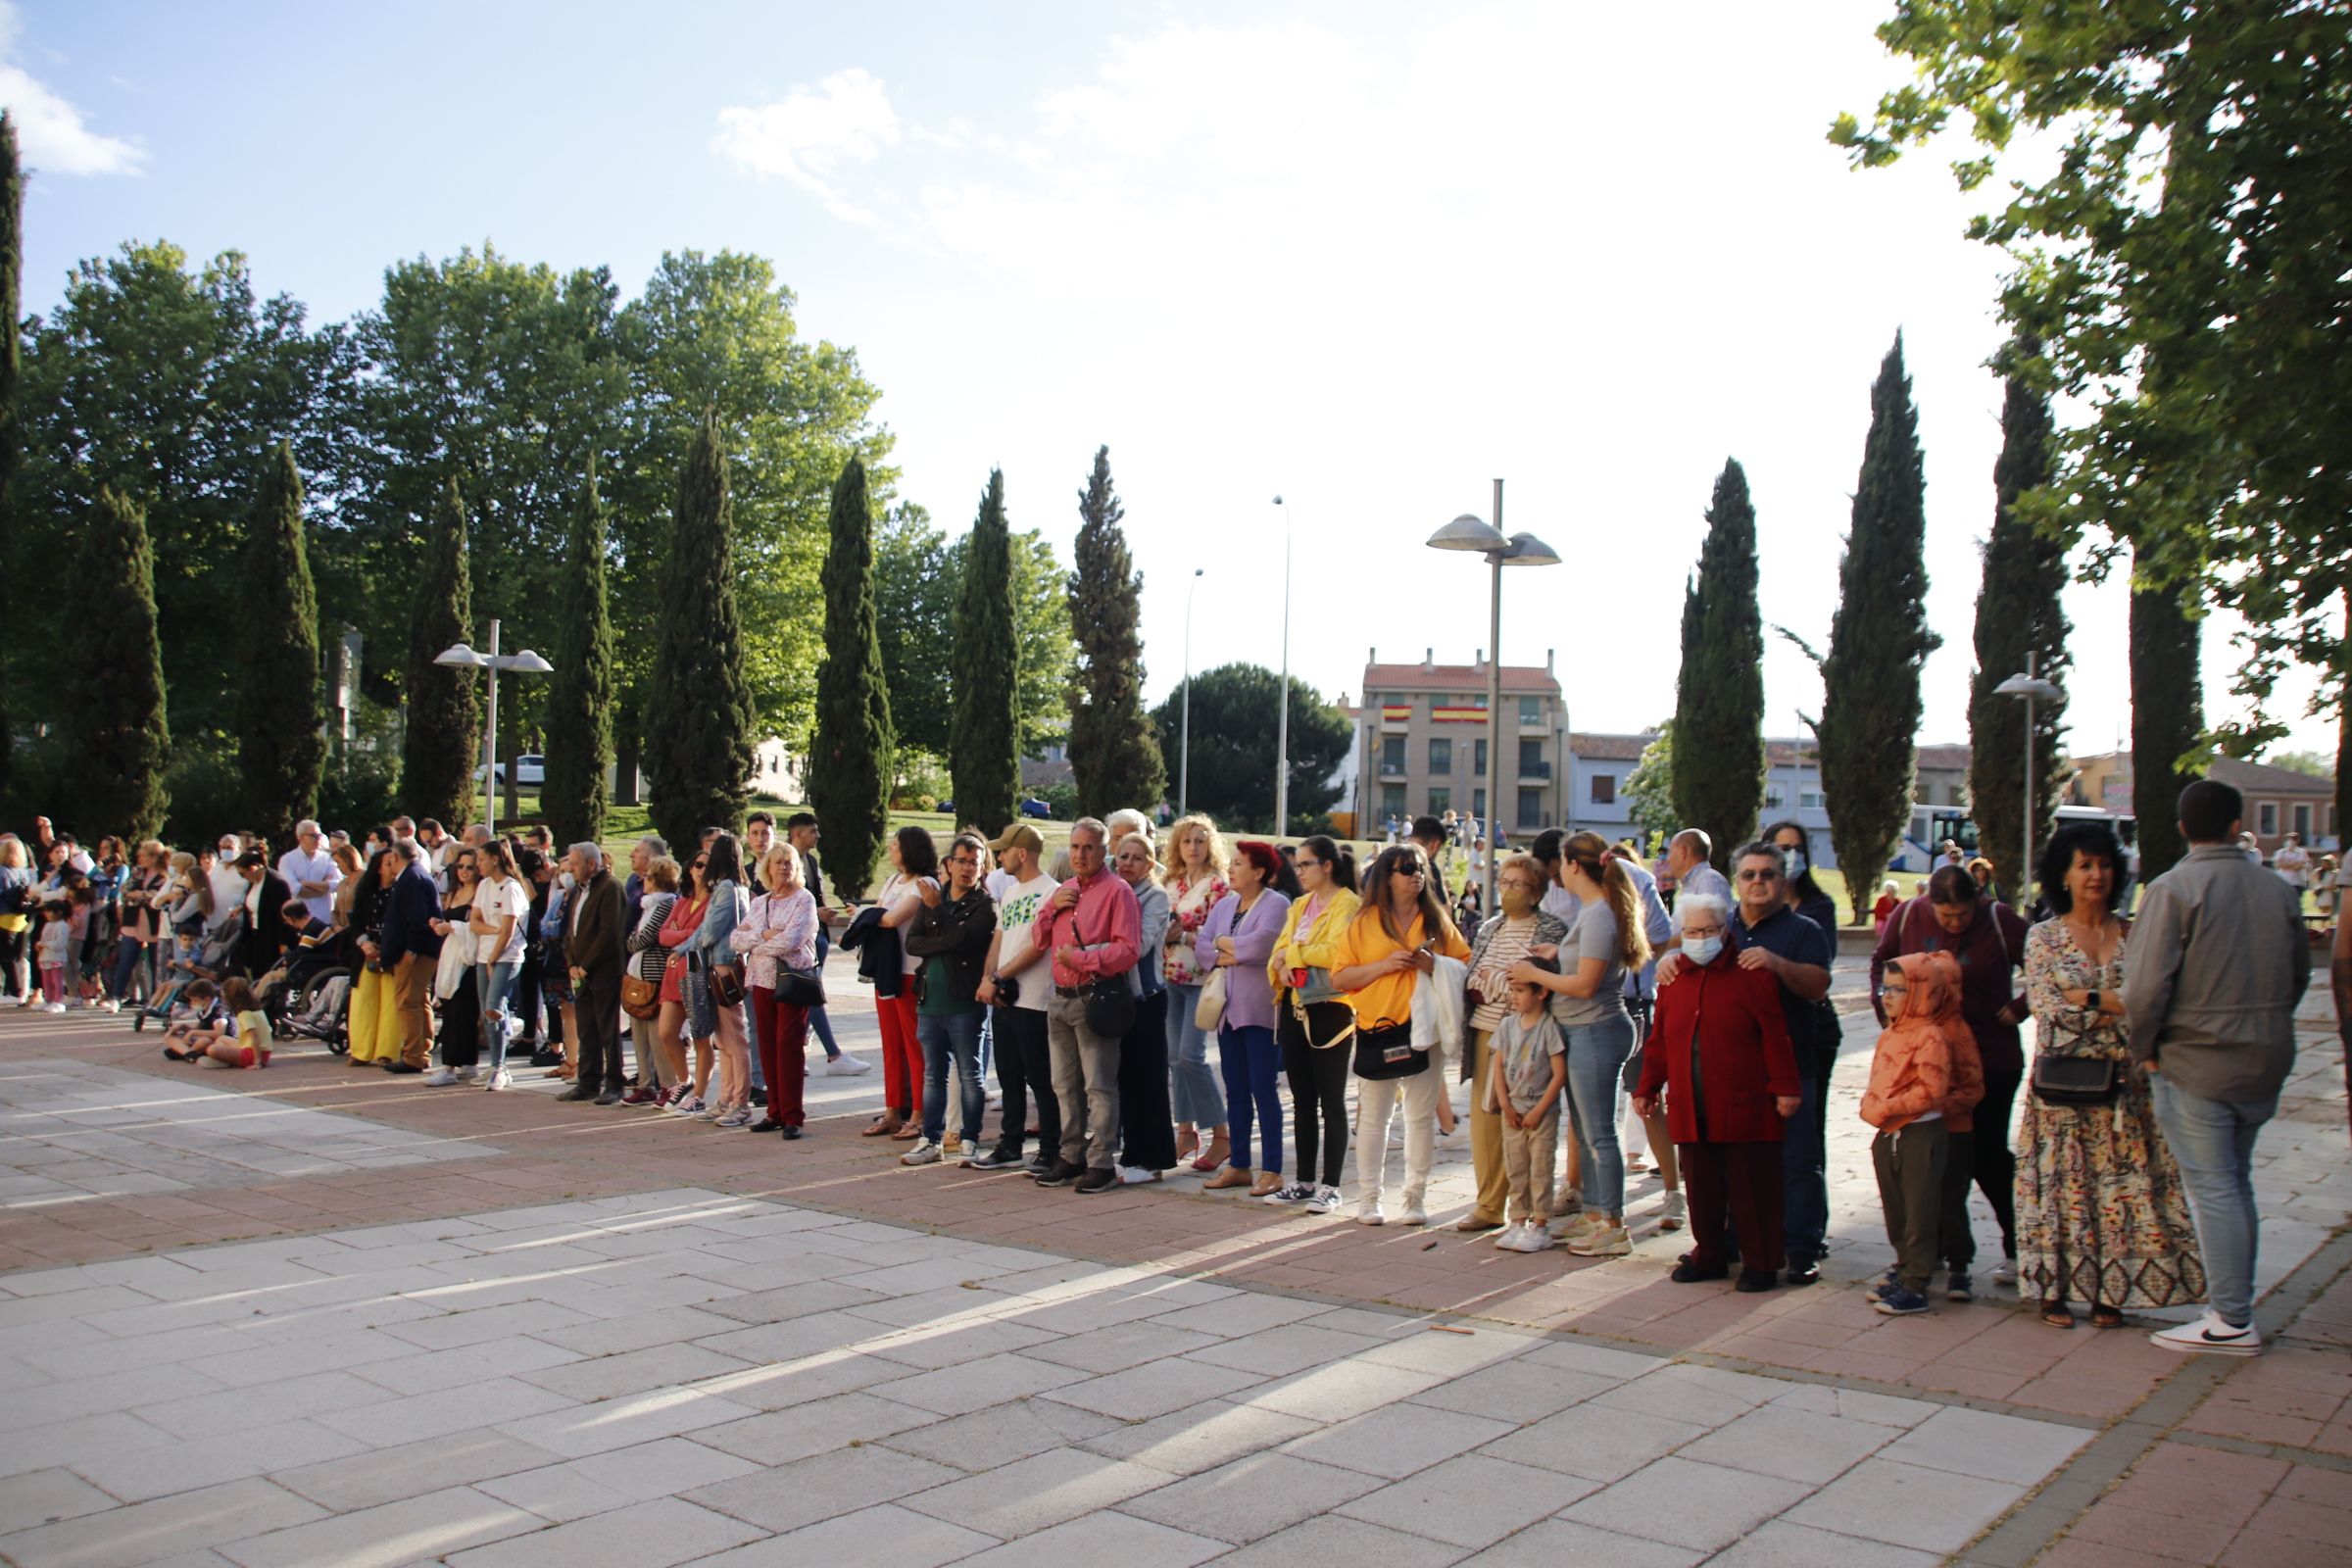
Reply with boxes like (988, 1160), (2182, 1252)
(1636, 890), (1803, 1292)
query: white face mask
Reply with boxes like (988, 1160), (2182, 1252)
(1782, 847), (1808, 881)
(1683, 934), (1725, 966)
(559, 871), (576, 891)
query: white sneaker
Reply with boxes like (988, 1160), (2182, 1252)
(1494, 1222), (1531, 1250)
(1991, 1256), (2018, 1286)
(1356, 1201), (1386, 1226)
(1396, 1201), (1429, 1227)
(1551, 1210), (1602, 1239)
(713, 1107), (753, 1129)
(825, 1054), (872, 1076)
(486, 1069), (512, 1091)
(454, 1064), (479, 1082)
(1306, 1184), (1342, 1216)
(2150, 1310), (2262, 1356)
(43, 1002), (66, 1013)
(1119, 1166), (1163, 1185)
(667, 1095), (704, 1116)
(1517, 1224), (1555, 1253)
(1568, 1225), (1632, 1257)
(1659, 1191), (1688, 1232)
(901, 1140), (942, 1165)
(420, 1067), (460, 1087)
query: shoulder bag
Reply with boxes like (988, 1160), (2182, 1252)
(1194, 967), (1229, 1032)
(2030, 1049), (2121, 1106)
(620, 972), (661, 1021)
(1079, 890), (1137, 1038)
(776, 965), (826, 1008)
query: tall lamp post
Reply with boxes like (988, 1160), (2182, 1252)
(435, 617), (555, 830)
(1993, 651), (2063, 911)
(1180, 567), (1204, 817)
(1425, 478), (1561, 919)
(1271, 496), (1293, 837)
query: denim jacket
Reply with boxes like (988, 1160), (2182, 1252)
(691, 880), (748, 968)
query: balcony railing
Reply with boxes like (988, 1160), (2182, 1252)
(1517, 760), (1552, 782)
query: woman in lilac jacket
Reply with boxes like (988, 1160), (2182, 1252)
(1198, 841), (1298, 1198)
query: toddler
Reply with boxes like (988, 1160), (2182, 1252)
(1488, 964), (1568, 1253)
(160, 979), (228, 1059)
(34, 904), (73, 1011)
(169, 978), (272, 1069)
(1861, 952), (1978, 1315)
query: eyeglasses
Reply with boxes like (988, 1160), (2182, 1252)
(1737, 869), (1781, 883)
(1393, 866), (1425, 879)
(691, 858), (709, 869)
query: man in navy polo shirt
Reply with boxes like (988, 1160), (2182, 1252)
(1729, 840), (1835, 1285)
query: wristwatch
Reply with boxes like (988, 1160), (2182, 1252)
(2086, 989), (2101, 1010)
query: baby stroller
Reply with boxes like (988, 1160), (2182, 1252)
(132, 912), (246, 1033)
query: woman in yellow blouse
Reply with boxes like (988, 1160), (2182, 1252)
(1331, 844), (1472, 1226)
(1262, 836), (1361, 1214)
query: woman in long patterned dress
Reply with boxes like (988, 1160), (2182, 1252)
(2016, 821), (2204, 1328)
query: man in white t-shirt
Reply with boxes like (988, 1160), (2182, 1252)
(209, 834), (250, 927)
(2274, 833), (2310, 894)
(969, 823), (1060, 1173)
(276, 819), (343, 923)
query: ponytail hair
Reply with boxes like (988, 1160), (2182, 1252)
(1563, 830), (1650, 969)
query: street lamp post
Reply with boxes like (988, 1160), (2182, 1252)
(1271, 496), (1292, 837)
(1180, 567), (1204, 817)
(434, 617), (555, 830)
(1424, 478), (1561, 919)
(1993, 652), (2063, 911)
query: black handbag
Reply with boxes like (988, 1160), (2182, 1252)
(1351, 1021), (1429, 1081)
(2031, 1051), (2122, 1106)
(776, 966), (826, 1008)
(1084, 976), (1135, 1038)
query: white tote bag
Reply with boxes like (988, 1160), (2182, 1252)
(1194, 967), (1229, 1033)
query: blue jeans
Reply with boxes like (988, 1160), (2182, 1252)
(1218, 1023), (1283, 1174)
(108, 935), (152, 1003)
(1563, 1012), (1635, 1215)
(743, 990), (766, 1094)
(478, 961), (521, 1068)
(919, 1008), (986, 1144)
(808, 929), (840, 1057)
(1780, 1059), (1828, 1263)
(2151, 1076), (2277, 1328)
(1167, 983), (1223, 1126)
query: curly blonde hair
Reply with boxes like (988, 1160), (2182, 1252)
(1158, 813), (1229, 884)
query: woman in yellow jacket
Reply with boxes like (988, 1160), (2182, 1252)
(1262, 836), (1361, 1215)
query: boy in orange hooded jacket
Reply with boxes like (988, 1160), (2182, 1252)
(1862, 953), (1982, 1314)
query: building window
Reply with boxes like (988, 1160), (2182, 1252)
(1763, 785), (1784, 809)
(1380, 736), (1405, 775)
(1518, 695), (1542, 725)
(1473, 788), (1487, 823)
(1518, 737), (1544, 773)
(1381, 783), (1406, 819)
(1946, 782), (1968, 807)
(1427, 787), (1451, 818)
(1914, 781), (1932, 805)
(2293, 803), (2312, 840)
(2258, 801), (2278, 837)
(1428, 738), (1451, 774)
(1800, 790), (1825, 809)
(1592, 773), (1617, 805)
(1517, 788), (1544, 829)
(1472, 738), (1487, 776)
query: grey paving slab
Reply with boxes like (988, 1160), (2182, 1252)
(695, 1391), (935, 1468)
(0, 1477), (326, 1568)
(1452, 1518), (1706, 1567)
(1339, 1453), (1586, 1547)
(270, 1430), (570, 1515)
(69, 1416), (371, 1504)
(1560, 1454), (1814, 1551)
(1282, 1402), (1519, 1480)
(1405, 1357), (1622, 1424)
(1206, 1514), (1471, 1568)
(1476, 1405), (1708, 1484)
(874, 1396), (1124, 1473)
(516, 1344), (754, 1404)
(686, 1502), (997, 1568)
(1679, 1403), (1907, 1484)
(683, 1444), (961, 1534)
(947, 1509), (1228, 1568)
(1784, 1457), (2032, 1554)
(1078, 1397), (1326, 1477)
(1041, 1349), (1262, 1420)
(493, 1384), (761, 1459)
(1707, 1519), (1946, 1568)
(901, 1446), (1172, 1539)
(444, 1495), (764, 1568)
(1118, 1450), (1383, 1544)
(1021, 1318), (1227, 1374)
(0, 1465), (120, 1527)
(1184, 1322), (1390, 1377)
(1878, 1404), (2095, 1486)
(216, 1485), (544, 1568)
(1234, 1357), (1447, 1423)
(863, 1349), (1090, 1413)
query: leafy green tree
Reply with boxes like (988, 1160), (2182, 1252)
(402, 481), (481, 830)
(1809, 336), (1940, 921)
(1966, 364), (2070, 906)
(811, 458), (894, 899)
(2131, 562), (2204, 882)
(1670, 460), (1766, 866)
(1150, 663), (1349, 834)
(1625, 723), (1680, 845)
(1835, 1), (2352, 878)
(543, 459), (615, 847)
(2269, 750), (2331, 780)
(65, 489), (171, 842)
(234, 443), (326, 846)
(647, 416), (755, 848)
(952, 469), (1020, 834)
(1066, 446), (1165, 816)
(0, 114), (20, 803)
(872, 502), (955, 757)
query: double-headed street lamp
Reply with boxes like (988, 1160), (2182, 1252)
(434, 617), (554, 830)
(1425, 478), (1560, 919)
(1180, 567), (1205, 818)
(1993, 651), (2063, 911)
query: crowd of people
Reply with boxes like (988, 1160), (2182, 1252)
(0, 774), (2319, 1354)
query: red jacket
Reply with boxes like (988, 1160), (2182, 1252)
(1637, 952), (1802, 1144)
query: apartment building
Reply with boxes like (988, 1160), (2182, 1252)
(1351, 650), (1567, 835)
(2070, 751), (2337, 852)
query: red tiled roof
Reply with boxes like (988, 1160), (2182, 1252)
(2211, 757), (2334, 794)
(1916, 744), (1971, 771)
(1569, 733), (1652, 761)
(1364, 662), (1560, 695)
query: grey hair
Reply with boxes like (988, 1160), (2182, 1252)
(1676, 892), (1730, 929)
(294, 818), (321, 837)
(1069, 817), (1108, 844)
(1104, 808), (1150, 844)
(638, 834), (668, 857)
(569, 842), (603, 866)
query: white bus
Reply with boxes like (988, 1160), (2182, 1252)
(1892, 803), (2138, 886)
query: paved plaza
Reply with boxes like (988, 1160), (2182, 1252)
(0, 954), (2344, 1567)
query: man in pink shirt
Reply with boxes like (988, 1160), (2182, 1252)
(1028, 817), (1142, 1193)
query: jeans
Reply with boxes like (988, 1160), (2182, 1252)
(1166, 982), (1223, 1126)
(1280, 1003), (1354, 1189)
(478, 960), (521, 1068)
(1780, 1057), (1828, 1263)
(108, 935), (153, 1003)
(2151, 1077), (2277, 1328)
(1562, 1012), (1635, 1215)
(990, 1005), (1058, 1157)
(808, 929), (841, 1058)
(1217, 1023), (1283, 1174)
(918, 1008), (986, 1144)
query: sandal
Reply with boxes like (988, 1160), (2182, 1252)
(2090, 1304), (2125, 1329)
(1175, 1128), (1200, 1164)
(2038, 1298), (2076, 1329)
(861, 1114), (904, 1139)
(1191, 1135), (1230, 1173)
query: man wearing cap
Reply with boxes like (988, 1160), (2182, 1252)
(972, 823), (1061, 1172)
(1027, 817), (1140, 1193)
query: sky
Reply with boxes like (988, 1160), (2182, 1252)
(5, 0), (2333, 762)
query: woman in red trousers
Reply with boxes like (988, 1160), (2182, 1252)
(862, 825), (937, 1139)
(734, 845), (817, 1138)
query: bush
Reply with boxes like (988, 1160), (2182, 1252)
(1036, 780), (1081, 820)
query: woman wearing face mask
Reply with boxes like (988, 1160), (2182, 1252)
(1454, 856), (1568, 1233)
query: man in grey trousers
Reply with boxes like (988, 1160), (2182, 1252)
(2124, 777), (2311, 1355)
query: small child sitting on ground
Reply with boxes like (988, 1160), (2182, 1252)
(1861, 952), (1979, 1316)
(1487, 959), (1568, 1253)
(165, 977), (272, 1069)
(160, 979), (227, 1058)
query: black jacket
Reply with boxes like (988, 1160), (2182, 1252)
(838, 905), (904, 998)
(235, 872), (296, 976)
(903, 885), (998, 1008)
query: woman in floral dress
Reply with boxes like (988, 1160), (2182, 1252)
(2016, 821), (2205, 1328)
(1160, 814), (1232, 1169)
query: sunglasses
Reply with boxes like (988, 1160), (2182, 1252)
(692, 858), (710, 869)
(1393, 866), (1425, 878)
(1737, 869), (1781, 883)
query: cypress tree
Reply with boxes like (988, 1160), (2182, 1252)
(1669, 459), (1766, 867)
(2130, 558), (2203, 881)
(64, 489), (170, 841)
(543, 457), (614, 848)
(647, 415), (755, 849)
(402, 480), (481, 830)
(1966, 362), (2070, 906)
(810, 457), (893, 899)
(1065, 446), (1165, 817)
(1817, 334), (1941, 921)
(234, 442), (325, 847)
(0, 114), (19, 805)
(951, 467), (1020, 834)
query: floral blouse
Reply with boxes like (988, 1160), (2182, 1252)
(1162, 872), (1230, 988)
(730, 888), (817, 991)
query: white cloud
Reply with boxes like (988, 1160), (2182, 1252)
(0, 2), (142, 175)
(712, 68), (900, 223)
